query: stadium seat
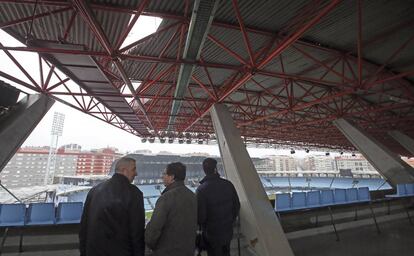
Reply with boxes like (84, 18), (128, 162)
(26, 203), (55, 225)
(346, 188), (358, 203)
(291, 192), (306, 210)
(396, 184), (407, 196)
(270, 177), (289, 187)
(331, 178), (353, 189)
(358, 187), (371, 202)
(385, 184), (414, 198)
(138, 185), (161, 197)
(405, 184), (414, 195)
(149, 197), (158, 206)
(275, 193), (291, 212)
(56, 202), (83, 224)
(290, 178), (307, 188)
(384, 183), (414, 225)
(306, 191), (321, 208)
(320, 190), (334, 206)
(0, 204), (26, 227)
(334, 189), (347, 204)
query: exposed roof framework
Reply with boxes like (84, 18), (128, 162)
(0, 0), (414, 155)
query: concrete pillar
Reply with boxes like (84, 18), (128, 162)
(388, 130), (414, 156)
(0, 94), (54, 171)
(210, 104), (294, 256)
(333, 118), (414, 186)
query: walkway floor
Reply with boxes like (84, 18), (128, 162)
(289, 213), (414, 256)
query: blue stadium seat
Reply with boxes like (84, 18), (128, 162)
(143, 197), (153, 211)
(306, 191), (321, 208)
(405, 184), (414, 195)
(320, 190), (334, 206)
(291, 192), (306, 210)
(144, 202), (152, 211)
(384, 183), (414, 225)
(346, 188), (358, 203)
(309, 177), (332, 189)
(334, 189), (347, 204)
(358, 187), (371, 202)
(26, 203), (55, 226)
(290, 177), (307, 188)
(269, 177), (289, 187)
(396, 184), (407, 196)
(275, 193), (291, 212)
(138, 185), (161, 197)
(356, 178), (390, 190)
(56, 202), (83, 224)
(148, 197), (159, 210)
(0, 204), (26, 227)
(260, 178), (273, 188)
(385, 183), (414, 198)
(331, 178), (353, 189)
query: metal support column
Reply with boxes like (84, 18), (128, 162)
(0, 94), (54, 171)
(388, 130), (414, 156)
(210, 104), (294, 256)
(333, 118), (414, 186)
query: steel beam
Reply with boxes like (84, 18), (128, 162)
(333, 118), (414, 186)
(388, 130), (414, 156)
(114, 0), (150, 50)
(210, 103), (294, 256)
(168, 0), (220, 130)
(0, 94), (54, 171)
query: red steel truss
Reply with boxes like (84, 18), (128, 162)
(0, 0), (414, 154)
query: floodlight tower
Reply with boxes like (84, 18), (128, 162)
(44, 112), (65, 185)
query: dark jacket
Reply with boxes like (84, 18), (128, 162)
(79, 173), (145, 256)
(145, 181), (197, 256)
(196, 173), (240, 245)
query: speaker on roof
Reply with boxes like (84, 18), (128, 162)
(0, 81), (20, 108)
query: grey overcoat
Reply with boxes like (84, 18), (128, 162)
(145, 181), (197, 256)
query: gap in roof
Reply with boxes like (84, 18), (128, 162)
(0, 29), (40, 94)
(131, 81), (150, 104)
(0, 29), (25, 47)
(131, 81), (141, 91)
(120, 15), (163, 49)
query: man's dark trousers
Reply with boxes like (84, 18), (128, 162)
(207, 243), (230, 256)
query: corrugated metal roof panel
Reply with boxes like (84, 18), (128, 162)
(192, 66), (236, 89)
(91, 0), (140, 8)
(93, 9), (131, 49)
(215, 0), (310, 32)
(1, 4), (66, 41)
(146, 0), (190, 14)
(127, 19), (182, 58)
(304, 0), (414, 59)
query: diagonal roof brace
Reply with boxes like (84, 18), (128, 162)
(72, 0), (155, 135)
(168, 0), (221, 130)
(114, 60), (156, 132)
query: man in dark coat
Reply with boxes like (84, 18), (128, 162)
(79, 157), (145, 256)
(196, 158), (240, 256)
(145, 162), (197, 256)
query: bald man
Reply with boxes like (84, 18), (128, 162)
(79, 157), (145, 256)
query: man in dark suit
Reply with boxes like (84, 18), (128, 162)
(196, 158), (240, 256)
(79, 157), (145, 256)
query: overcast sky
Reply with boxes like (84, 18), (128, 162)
(0, 16), (344, 158)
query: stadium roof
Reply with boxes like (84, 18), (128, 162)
(0, 0), (413, 154)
